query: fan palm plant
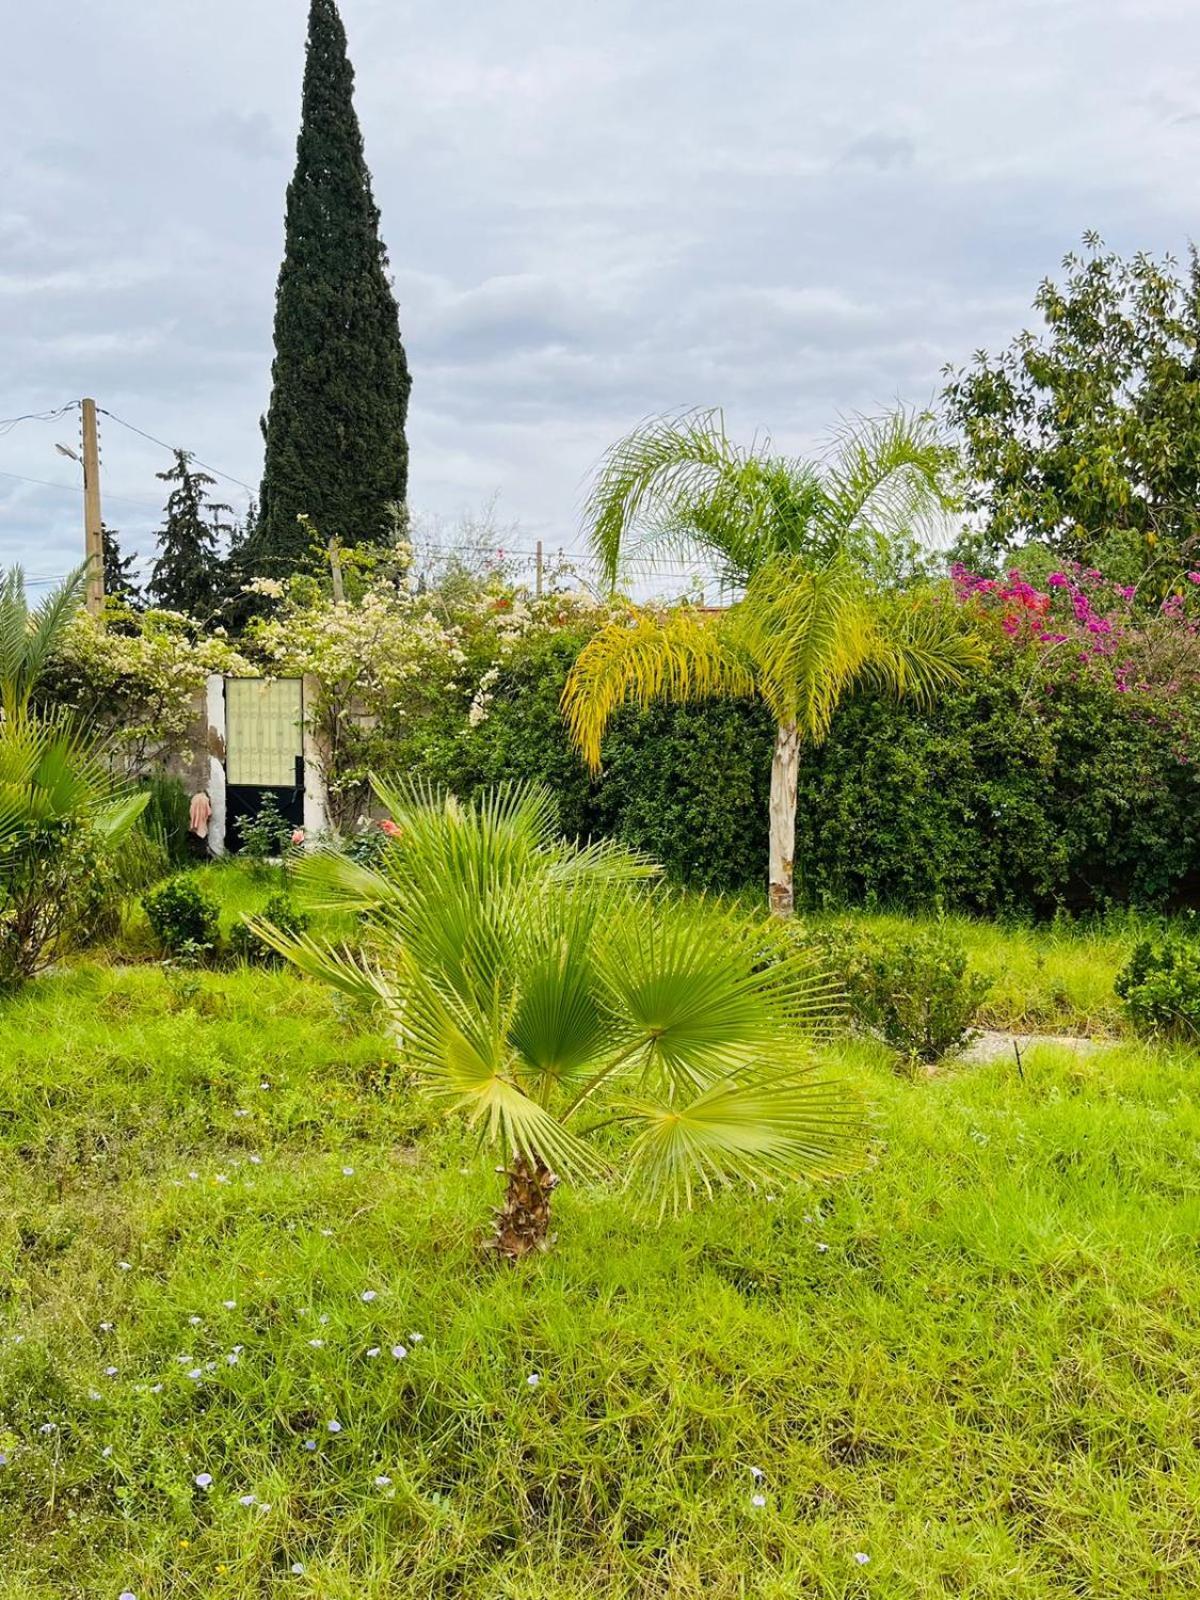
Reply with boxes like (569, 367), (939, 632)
(257, 782), (858, 1256)
(0, 565), (147, 983)
(565, 410), (985, 915)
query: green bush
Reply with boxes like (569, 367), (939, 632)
(1115, 936), (1200, 1038)
(804, 923), (992, 1064)
(230, 892), (310, 968)
(400, 619), (1199, 913)
(143, 875), (220, 962)
(238, 792), (296, 866)
(139, 773), (192, 866)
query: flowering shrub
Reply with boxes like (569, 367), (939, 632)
(38, 603), (251, 777)
(951, 561), (1200, 699)
(244, 572), (619, 830)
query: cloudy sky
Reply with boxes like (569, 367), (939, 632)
(2, 0), (1198, 588)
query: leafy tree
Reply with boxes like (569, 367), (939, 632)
(259, 782), (856, 1255)
(101, 524), (141, 608)
(147, 451), (234, 621)
(564, 410), (982, 915)
(254, 0), (411, 572)
(943, 234), (1200, 576)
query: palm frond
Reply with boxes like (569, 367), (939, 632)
(865, 592), (987, 707)
(620, 1065), (863, 1213)
(545, 835), (661, 888)
(0, 708), (133, 854)
(582, 410), (826, 586)
(592, 899), (819, 1098)
(583, 409), (744, 584)
(729, 555), (876, 740)
(289, 845), (398, 913)
(817, 410), (958, 568)
(91, 790), (150, 845)
(246, 923), (394, 1006)
(562, 610), (756, 771)
(401, 974), (601, 1179)
(0, 565), (87, 717)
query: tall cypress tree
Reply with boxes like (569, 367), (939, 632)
(254, 0), (411, 572)
(148, 451), (234, 622)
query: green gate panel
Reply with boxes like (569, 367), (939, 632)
(224, 678), (303, 787)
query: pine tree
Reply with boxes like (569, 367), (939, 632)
(147, 451), (234, 622)
(253, 0), (411, 573)
(101, 524), (141, 608)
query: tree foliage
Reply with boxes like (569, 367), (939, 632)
(943, 234), (1200, 576)
(584, 407), (955, 588)
(101, 524), (141, 609)
(254, 0), (411, 570)
(38, 603), (250, 778)
(146, 451), (234, 622)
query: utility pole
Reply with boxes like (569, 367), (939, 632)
(81, 398), (104, 614)
(535, 539), (544, 598)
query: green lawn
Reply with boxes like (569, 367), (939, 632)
(2, 870), (1198, 1597)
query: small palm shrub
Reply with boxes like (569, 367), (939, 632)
(230, 893), (309, 967)
(1116, 937), (1200, 1039)
(143, 875), (220, 962)
(0, 568), (148, 988)
(0, 716), (149, 989)
(257, 781), (858, 1256)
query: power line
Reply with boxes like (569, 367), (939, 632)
(97, 408), (255, 495)
(0, 467), (164, 512)
(0, 400), (79, 438)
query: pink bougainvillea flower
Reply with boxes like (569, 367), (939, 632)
(291, 829), (305, 845)
(379, 818), (403, 838)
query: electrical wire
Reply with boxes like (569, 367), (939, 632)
(0, 401), (79, 438)
(97, 408), (255, 494)
(0, 468), (166, 512)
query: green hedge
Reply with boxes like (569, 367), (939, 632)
(394, 628), (1200, 916)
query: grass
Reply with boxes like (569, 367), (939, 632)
(2, 866), (1198, 1596)
(806, 908), (1132, 1035)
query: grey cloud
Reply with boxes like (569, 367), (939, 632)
(2, 0), (1200, 577)
(839, 131), (916, 171)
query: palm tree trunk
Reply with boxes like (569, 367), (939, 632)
(768, 719), (799, 917)
(489, 1151), (559, 1259)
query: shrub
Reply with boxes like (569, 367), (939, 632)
(139, 774), (192, 867)
(238, 793), (296, 866)
(1115, 936), (1200, 1039)
(0, 720), (150, 990)
(143, 875), (220, 962)
(37, 603), (250, 778)
(830, 925), (992, 1064)
(230, 893), (309, 967)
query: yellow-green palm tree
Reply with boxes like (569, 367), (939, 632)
(563, 411), (984, 915)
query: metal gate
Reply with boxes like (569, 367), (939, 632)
(221, 677), (305, 852)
